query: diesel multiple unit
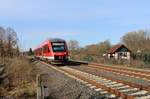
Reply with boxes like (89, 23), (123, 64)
(34, 38), (69, 63)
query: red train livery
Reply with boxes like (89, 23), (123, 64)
(34, 38), (69, 63)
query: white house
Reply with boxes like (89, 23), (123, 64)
(108, 44), (131, 60)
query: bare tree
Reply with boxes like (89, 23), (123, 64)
(0, 27), (6, 41)
(97, 40), (111, 54)
(122, 30), (150, 53)
(0, 39), (5, 57)
(5, 27), (18, 57)
(0, 27), (6, 58)
(68, 40), (80, 51)
(6, 27), (18, 48)
(16, 45), (20, 56)
(0, 27), (19, 57)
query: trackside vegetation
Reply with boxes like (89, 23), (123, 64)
(68, 29), (150, 68)
(0, 27), (36, 98)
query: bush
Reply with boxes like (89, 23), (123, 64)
(130, 60), (145, 68)
(82, 55), (94, 61)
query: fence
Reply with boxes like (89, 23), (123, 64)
(36, 74), (49, 99)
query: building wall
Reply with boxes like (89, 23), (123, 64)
(127, 52), (130, 60)
(114, 53), (118, 60)
(108, 52), (130, 60)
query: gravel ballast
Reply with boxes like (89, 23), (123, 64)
(69, 65), (150, 87)
(34, 61), (115, 99)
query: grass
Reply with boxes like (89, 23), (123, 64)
(0, 57), (37, 98)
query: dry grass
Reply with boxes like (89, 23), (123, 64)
(8, 82), (36, 98)
(0, 57), (36, 98)
(7, 58), (33, 86)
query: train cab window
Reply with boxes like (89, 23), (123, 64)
(52, 42), (65, 52)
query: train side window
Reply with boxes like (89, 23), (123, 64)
(48, 47), (50, 52)
(40, 48), (42, 54)
(43, 45), (47, 53)
(43, 45), (50, 53)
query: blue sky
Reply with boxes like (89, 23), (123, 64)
(1, 0), (150, 50)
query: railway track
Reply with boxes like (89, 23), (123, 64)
(70, 60), (150, 84)
(87, 63), (150, 82)
(42, 61), (150, 99)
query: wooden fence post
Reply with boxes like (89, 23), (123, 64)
(37, 74), (49, 99)
(36, 74), (44, 99)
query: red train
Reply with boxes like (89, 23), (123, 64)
(34, 38), (69, 63)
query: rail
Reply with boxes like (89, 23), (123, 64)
(41, 61), (150, 99)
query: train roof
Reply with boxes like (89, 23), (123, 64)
(34, 38), (66, 50)
(49, 38), (65, 42)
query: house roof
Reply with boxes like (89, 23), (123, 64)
(108, 44), (131, 54)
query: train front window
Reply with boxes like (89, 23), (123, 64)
(52, 42), (65, 52)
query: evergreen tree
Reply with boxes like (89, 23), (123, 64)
(29, 48), (34, 55)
